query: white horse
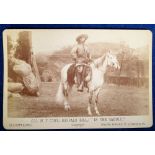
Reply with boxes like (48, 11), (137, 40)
(56, 52), (120, 115)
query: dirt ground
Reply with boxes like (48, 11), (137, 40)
(8, 82), (149, 117)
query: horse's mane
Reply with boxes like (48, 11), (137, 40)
(93, 54), (106, 68)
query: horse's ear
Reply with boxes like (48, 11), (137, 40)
(106, 50), (110, 56)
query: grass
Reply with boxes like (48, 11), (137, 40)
(8, 82), (149, 117)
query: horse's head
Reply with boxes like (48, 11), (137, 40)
(106, 51), (120, 70)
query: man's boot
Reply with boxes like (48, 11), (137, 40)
(77, 82), (84, 92)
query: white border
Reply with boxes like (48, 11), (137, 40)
(3, 29), (153, 129)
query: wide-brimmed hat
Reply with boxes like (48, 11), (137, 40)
(76, 34), (88, 42)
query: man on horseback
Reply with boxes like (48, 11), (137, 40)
(70, 34), (92, 92)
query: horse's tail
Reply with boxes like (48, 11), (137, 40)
(56, 82), (64, 103)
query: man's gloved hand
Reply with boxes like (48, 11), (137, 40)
(86, 58), (93, 64)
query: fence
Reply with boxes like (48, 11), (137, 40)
(104, 75), (149, 87)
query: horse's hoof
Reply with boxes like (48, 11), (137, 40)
(65, 107), (70, 111)
(64, 105), (71, 111)
(96, 112), (101, 116)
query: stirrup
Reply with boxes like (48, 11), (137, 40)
(77, 89), (83, 92)
(77, 85), (84, 92)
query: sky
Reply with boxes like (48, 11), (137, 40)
(6, 29), (152, 53)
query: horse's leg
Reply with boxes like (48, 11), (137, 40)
(63, 83), (71, 111)
(88, 91), (93, 115)
(64, 93), (70, 111)
(94, 88), (101, 116)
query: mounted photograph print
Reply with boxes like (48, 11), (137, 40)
(3, 29), (153, 129)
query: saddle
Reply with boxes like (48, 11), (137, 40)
(67, 63), (92, 88)
(67, 64), (76, 87)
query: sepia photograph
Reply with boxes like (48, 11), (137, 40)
(3, 29), (152, 129)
